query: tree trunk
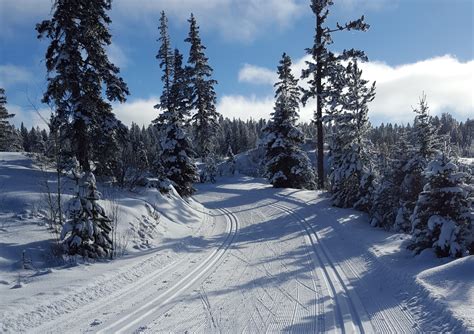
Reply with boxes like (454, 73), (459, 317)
(75, 119), (90, 172)
(316, 14), (325, 189)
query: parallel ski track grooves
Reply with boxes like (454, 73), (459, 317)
(276, 195), (422, 333)
(98, 207), (239, 334)
(270, 202), (371, 334)
(23, 210), (213, 334)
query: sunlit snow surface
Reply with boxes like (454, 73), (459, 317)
(0, 152), (472, 333)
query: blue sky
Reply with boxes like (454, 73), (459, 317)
(0, 0), (472, 128)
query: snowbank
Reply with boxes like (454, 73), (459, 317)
(417, 256), (474, 329)
(0, 152), (205, 332)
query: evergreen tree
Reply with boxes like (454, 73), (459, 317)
(327, 60), (376, 211)
(302, 0), (370, 189)
(227, 144), (236, 176)
(262, 53), (316, 190)
(397, 95), (439, 229)
(409, 154), (473, 257)
(370, 129), (413, 231)
(0, 88), (16, 151)
(154, 10), (174, 126)
(185, 14), (219, 159)
(20, 123), (30, 152)
(36, 0), (129, 172)
(61, 167), (113, 259)
(201, 153), (218, 183)
(160, 49), (199, 196)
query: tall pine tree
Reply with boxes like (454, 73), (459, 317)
(36, 0), (129, 172)
(302, 0), (370, 189)
(326, 60), (376, 210)
(185, 14), (219, 159)
(154, 10), (174, 125)
(262, 53), (316, 190)
(0, 88), (17, 151)
(160, 49), (199, 196)
(397, 95), (439, 230)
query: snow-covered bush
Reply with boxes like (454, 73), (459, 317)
(60, 170), (113, 259)
(409, 154), (473, 258)
(396, 95), (439, 231)
(201, 154), (218, 183)
(227, 145), (236, 176)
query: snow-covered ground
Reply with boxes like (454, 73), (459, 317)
(0, 153), (472, 333)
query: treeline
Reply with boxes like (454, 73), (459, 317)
(370, 115), (474, 158)
(7, 113), (472, 161)
(257, 0), (473, 260)
(0, 0), (472, 260)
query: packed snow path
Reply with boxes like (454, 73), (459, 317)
(6, 178), (467, 333)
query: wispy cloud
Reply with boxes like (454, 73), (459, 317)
(238, 64), (277, 85)
(234, 55), (474, 124)
(0, 0), (306, 42)
(0, 64), (35, 88)
(112, 97), (159, 127)
(334, 0), (398, 12)
(107, 43), (129, 69)
(8, 103), (51, 129)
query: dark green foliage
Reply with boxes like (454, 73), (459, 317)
(160, 49), (199, 196)
(37, 0), (129, 172)
(61, 171), (113, 259)
(302, 0), (370, 189)
(409, 154), (473, 257)
(327, 60), (376, 211)
(262, 53), (316, 190)
(0, 88), (18, 151)
(185, 14), (219, 158)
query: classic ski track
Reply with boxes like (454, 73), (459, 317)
(276, 194), (425, 333)
(5, 207), (214, 334)
(269, 202), (372, 334)
(144, 205), (269, 334)
(98, 207), (239, 334)
(261, 231), (324, 334)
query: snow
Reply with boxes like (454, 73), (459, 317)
(0, 153), (472, 333)
(417, 256), (474, 329)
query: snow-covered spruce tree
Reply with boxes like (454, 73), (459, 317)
(408, 154), (473, 257)
(36, 0), (129, 173)
(160, 49), (199, 196)
(371, 129), (412, 230)
(0, 88), (17, 151)
(201, 153), (218, 184)
(262, 53), (316, 190)
(61, 166), (113, 259)
(227, 144), (236, 176)
(327, 60), (376, 211)
(397, 95), (439, 230)
(302, 0), (370, 189)
(153, 10), (174, 129)
(185, 14), (219, 160)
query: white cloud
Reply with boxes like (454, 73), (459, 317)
(113, 0), (306, 41)
(238, 64), (277, 85)
(112, 97), (159, 127)
(217, 95), (274, 120)
(334, 0), (397, 12)
(0, 65), (35, 88)
(8, 98), (158, 129)
(0, 0), (306, 42)
(107, 43), (129, 69)
(217, 94), (314, 122)
(234, 55), (474, 124)
(8, 104), (51, 129)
